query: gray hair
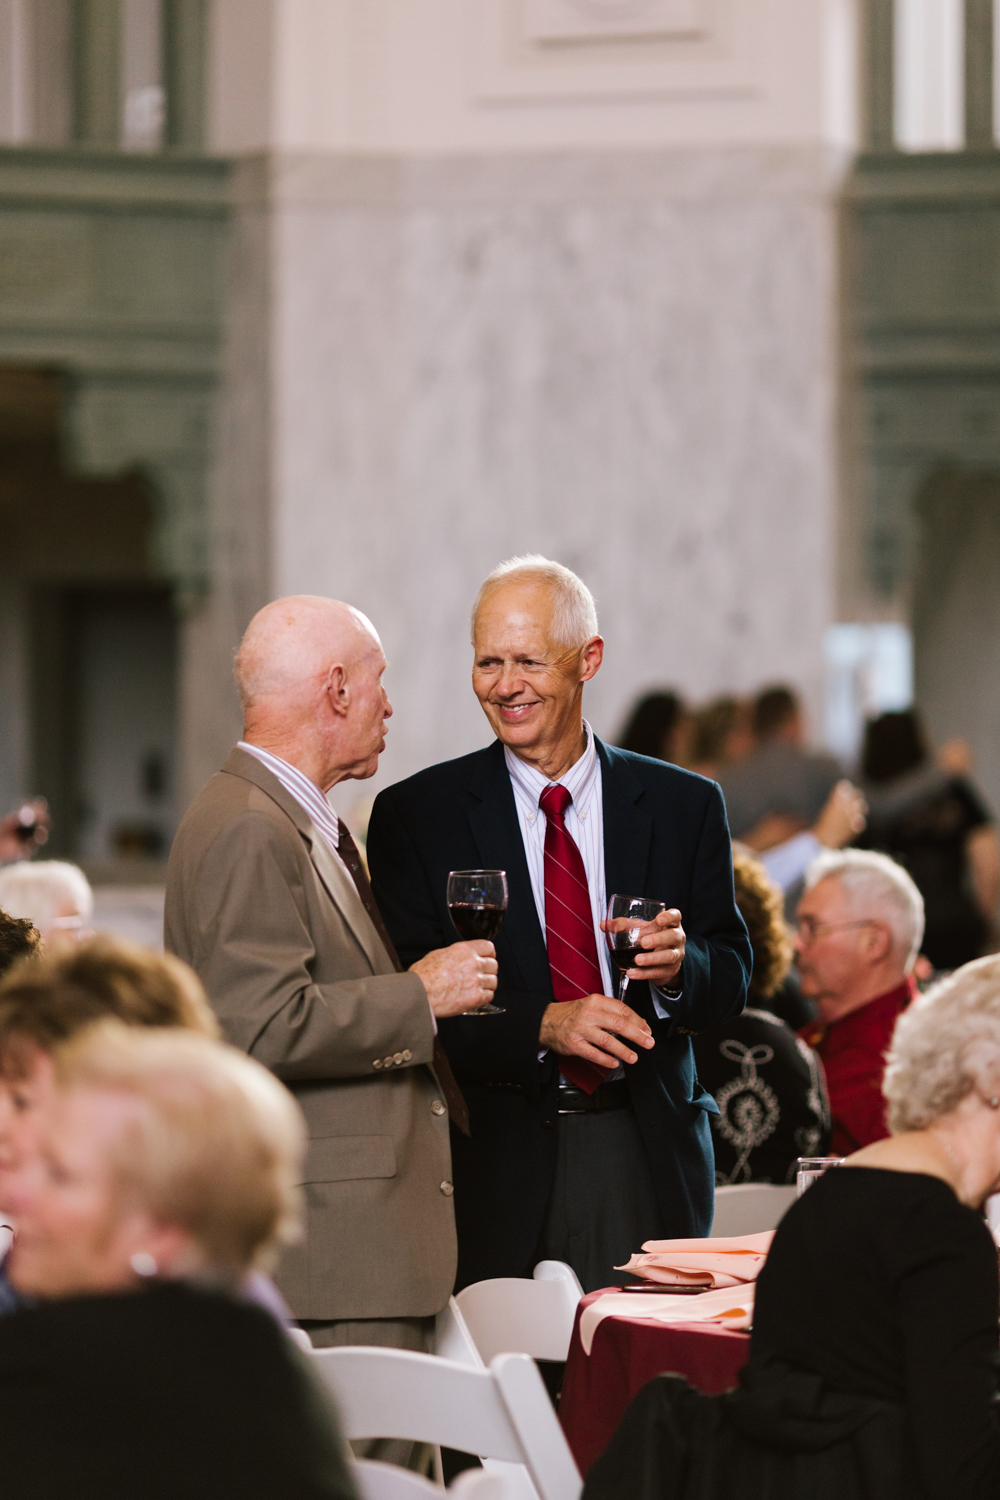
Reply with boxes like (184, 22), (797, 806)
(471, 555), (599, 649)
(883, 955), (1000, 1132)
(0, 861), (93, 938)
(804, 848), (925, 970)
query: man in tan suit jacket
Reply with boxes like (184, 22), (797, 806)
(165, 596), (497, 1354)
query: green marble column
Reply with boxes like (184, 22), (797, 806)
(72, 0), (122, 146)
(965, 0), (996, 150)
(163, 0), (207, 152)
(861, 0), (895, 152)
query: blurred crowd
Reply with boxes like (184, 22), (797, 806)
(617, 684), (1000, 1187)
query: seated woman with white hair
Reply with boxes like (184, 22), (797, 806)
(0, 860), (93, 947)
(0, 1023), (356, 1500)
(585, 955), (1000, 1500)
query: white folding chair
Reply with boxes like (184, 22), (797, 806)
(453, 1261), (584, 1365)
(354, 1460), (525, 1500)
(288, 1325), (315, 1353)
(710, 1183), (797, 1236)
(311, 1346), (581, 1500)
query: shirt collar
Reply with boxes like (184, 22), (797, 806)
(237, 741), (340, 847)
(504, 721), (600, 823)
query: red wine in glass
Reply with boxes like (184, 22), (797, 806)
(448, 903), (505, 943)
(446, 870), (507, 1015)
(605, 894), (667, 1004)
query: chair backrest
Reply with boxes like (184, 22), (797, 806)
(710, 1183), (797, 1236)
(354, 1460), (528, 1500)
(311, 1347), (580, 1500)
(455, 1262), (583, 1364)
(435, 1295), (486, 1368)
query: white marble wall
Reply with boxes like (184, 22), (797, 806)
(229, 145), (848, 812)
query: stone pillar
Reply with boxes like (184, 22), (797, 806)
(72, 0), (121, 146)
(965, 0), (996, 150)
(163, 0), (207, 151)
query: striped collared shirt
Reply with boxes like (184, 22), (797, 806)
(237, 741), (345, 865)
(504, 721), (614, 999)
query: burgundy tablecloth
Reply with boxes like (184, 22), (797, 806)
(559, 1289), (751, 1476)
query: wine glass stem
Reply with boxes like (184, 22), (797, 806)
(619, 972), (630, 1007)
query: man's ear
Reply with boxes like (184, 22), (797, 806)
(324, 663), (349, 717)
(862, 921), (893, 966)
(579, 635), (604, 683)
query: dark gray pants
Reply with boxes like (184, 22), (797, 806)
(298, 1315), (435, 1468)
(537, 1105), (664, 1293)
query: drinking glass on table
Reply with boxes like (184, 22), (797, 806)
(446, 869), (507, 1016)
(604, 894), (668, 1007)
(796, 1156), (844, 1197)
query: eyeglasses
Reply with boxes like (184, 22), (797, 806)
(794, 916), (879, 945)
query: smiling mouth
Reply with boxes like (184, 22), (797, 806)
(495, 702), (539, 721)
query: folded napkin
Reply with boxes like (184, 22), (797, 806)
(580, 1282), (755, 1354)
(616, 1230), (773, 1288)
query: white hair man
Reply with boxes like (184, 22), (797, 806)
(367, 556), (751, 1292)
(166, 595), (498, 1375)
(796, 847), (925, 1156)
(0, 861), (93, 948)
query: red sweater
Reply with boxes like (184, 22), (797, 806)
(799, 979), (914, 1157)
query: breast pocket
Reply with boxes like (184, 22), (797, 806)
(301, 1135), (397, 1184)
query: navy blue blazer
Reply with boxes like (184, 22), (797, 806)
(367, 737), (750, 1288)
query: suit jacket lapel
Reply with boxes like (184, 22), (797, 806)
(220, 748), (388, 975)
(467, 742), (551, 995)
(598, 738), (653, 903)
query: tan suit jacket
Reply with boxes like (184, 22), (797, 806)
(164, 748), (457, 1321)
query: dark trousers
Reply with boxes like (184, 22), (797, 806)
(536, 1104), (665, 1293)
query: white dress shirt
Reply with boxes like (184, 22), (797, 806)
(504, 723), (674, 1072)
(505, 721), (616, 998)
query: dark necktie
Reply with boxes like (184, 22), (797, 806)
(337, 820), (470, 1136)
(539, 784), (610, 1095)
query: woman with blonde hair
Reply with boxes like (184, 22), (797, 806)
(0, 1023), (355, 1500)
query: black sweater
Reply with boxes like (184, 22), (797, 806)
(0, 1280), (356, 1500)
(749, 1167), (1000, 1500)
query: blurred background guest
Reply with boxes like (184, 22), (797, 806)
(718, 686), (841, 843)
(856, 709), (999, 971)
(0, 862), (93, 950)
(616, 690), (692, 765)
(0, 936), (221, 1317)
(0, 1023), (353, 1500)
(693, 848), (830, 1184)
(0, 802), (50, 867)
(688, 695), (755, 780)
(0, 909), (40, 980)
(796, 850), (924, 1156)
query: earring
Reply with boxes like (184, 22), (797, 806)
(130, 1251), (158, 1278)
(990, 1098), (999, 1110)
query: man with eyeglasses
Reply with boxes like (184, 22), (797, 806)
(795, 849), (925, 1156)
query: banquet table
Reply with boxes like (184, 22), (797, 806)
(559, 1288), (751, 1477)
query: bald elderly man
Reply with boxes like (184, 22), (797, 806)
(165, 597), (497, 1354)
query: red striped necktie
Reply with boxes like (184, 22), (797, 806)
(539, 783), (610, 1095)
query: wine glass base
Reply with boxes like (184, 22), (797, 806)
(457, 1004), (505, 1016)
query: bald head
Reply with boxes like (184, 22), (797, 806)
(235, 596), (378, 713)
(234, 597), (391, 790)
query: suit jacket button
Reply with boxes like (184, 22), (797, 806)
(440, 1180), (454, 1196)
(541, 1119), (555, 1130)
(431, 1099), (446, 1116)
(373, 1059), (383, 1070)
(393, 1052), (404, 1065)
(402, 1049), (413, 1062)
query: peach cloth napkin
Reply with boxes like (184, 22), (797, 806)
(616, 1230), (773, 1288)
(579, 1282), (756, 1354)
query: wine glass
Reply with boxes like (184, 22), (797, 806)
(446, 869), (507, 1016)
(605, 893), (667, 1007)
